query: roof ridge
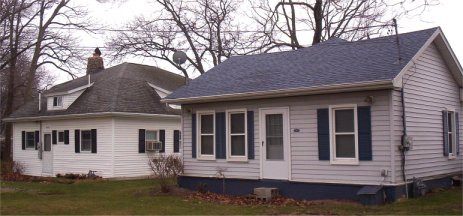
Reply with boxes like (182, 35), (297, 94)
(110, 63), (127, 112)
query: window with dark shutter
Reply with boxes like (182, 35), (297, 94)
(52, 130), (57, 144)
(75, 130), (80, 153)
(21, 131), (26, 150)
(174, 130), (180, 153)
(317, 108), (330, 160)
(91, 129), (97, 153)
(159, 130), (165, 153)
(443, 110), (449, 156)
(247, 111), (254, 159)
(216, 112), (226, 159)
(64, 130), (69, 144)
(358, 106), (372, 161)
(192, 114), (196, 158)
(139, 129), (146, 153)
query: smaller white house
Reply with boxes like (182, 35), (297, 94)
(5, 50), (185, 178)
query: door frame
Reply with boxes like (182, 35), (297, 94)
(42, 132), (53, 175)
(259, 107), (291, 180)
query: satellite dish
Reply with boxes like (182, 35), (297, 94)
(173, 51), (187, 65)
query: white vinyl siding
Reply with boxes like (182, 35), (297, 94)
(182, 90), (393, 184)
(392, 42), (462, 182)
(113, 117), (180, 177)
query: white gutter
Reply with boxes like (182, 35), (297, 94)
(3, 112), (180, 122)
(163, 80), (394, 104)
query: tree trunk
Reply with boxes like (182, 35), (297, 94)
(311, 0), (323, 45)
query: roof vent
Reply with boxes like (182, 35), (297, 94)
(86, 48), (104, 75)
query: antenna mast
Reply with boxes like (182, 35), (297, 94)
(392, 18), (402, 62)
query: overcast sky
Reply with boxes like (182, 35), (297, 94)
(54, 0), (463, 83)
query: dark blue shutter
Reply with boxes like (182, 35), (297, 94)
(139, 129), (145, 153)
(174, 130), (180, 153)
(52, 130), (57, 144)
(192, 114), (197, 158)
(247, 111), (255, 159)
(64, 130), (69, 144)
(159, 130), (165, 153)
(317, 108), (330, 160)
(35, 131), (39, 150)
(21, 131), (25, 150)
(358, 106), (372, 161)
(91, 129), (97, 153)
(75, 130), (80, 153)
(215, 112), (226, 159)
(456, 112), (460, 155)
(443, 110), (449, 156)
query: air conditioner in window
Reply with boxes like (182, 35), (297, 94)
(146, 141), (162, 152)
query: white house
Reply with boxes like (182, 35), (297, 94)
(5, 50), (185, 178)
(164, 27), (463, 203)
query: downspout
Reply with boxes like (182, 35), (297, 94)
(400, 86), (409, 198)
(39, 121), (43, 160)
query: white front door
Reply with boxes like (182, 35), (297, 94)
(260, 107), (290, 180)
(42, 133), (53, 175)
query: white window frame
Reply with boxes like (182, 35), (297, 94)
(53, 96), (63, 107)
(145, 130), (161, 152)
(329, 104), (359, 165)
(25, 131), (36, 149)
(57, 130), (65, 144)
(197, 111), (215, 160)
(226, 109), (248, 161)
(80, 130), (92, 152)
(447, 110), (457, 159)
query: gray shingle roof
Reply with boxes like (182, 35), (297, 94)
(166, 28), (438, 101)
(9, 63), (185, 119)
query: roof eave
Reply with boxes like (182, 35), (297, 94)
(3, 112), (180, 122)
(44, 83), (94, 96)
(163, 80), (394, 104)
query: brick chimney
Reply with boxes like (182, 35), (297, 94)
(86, 48), (104, 74)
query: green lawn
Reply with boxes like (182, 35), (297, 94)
(1, 179), (461, 215)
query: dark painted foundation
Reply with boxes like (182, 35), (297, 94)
(178, 175), (457, 205)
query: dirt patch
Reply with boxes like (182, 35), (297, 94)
(36, 191), (65, 196)
(1, 187), (18, 193)
(134, 186), (194, 197)
(189, 192), (358, 207)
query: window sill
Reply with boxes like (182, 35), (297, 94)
(448, 155), (456, 160)
(197, 156), (216, 161)
(330, 159), (359, 165)
(226, 157), (248, 163)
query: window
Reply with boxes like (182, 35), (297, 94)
(81, 130), (92, 152)
(447, 111), (457, 157)
(25, 132), (35, 148)
(53, 96), (63, 107)
(227, 110), (247, 160)
(330, 105), (358, 164)
(58, 131), (64, 143)
(198, 112), (215, 159)
(145, 130), (161, 151)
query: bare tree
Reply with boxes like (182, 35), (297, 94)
(108, 0), (249, 78)
(0, 0), (91, 161)
(249, 0), (439, 51)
